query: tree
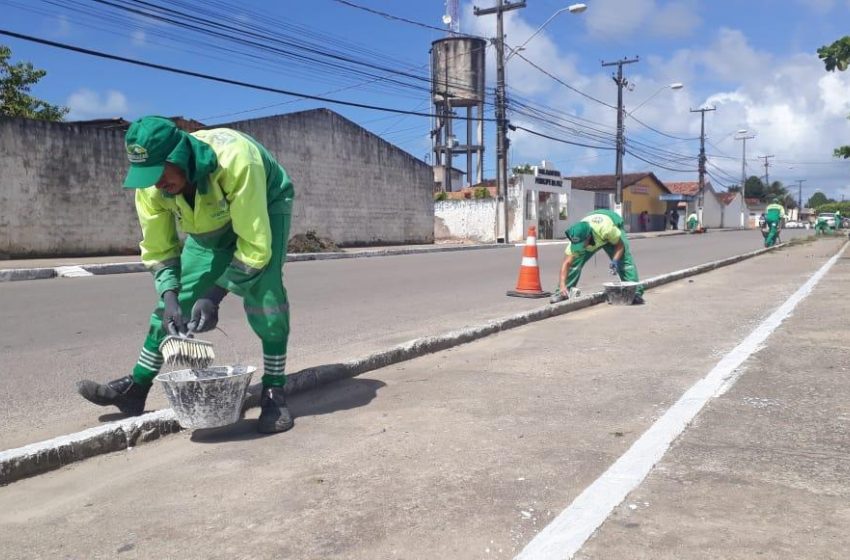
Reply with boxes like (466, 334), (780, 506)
(764, 180), (790, 202)
(818, 37), (850, 159)
(817, 36), (850, 71)
(806, 191), (833, 208)
(0, 45), (68, 121)
(744, 176), (766, 200)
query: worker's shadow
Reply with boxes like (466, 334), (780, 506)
(189, 364), (386, 443)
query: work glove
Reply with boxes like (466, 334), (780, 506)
(609, 259), (621, 276)
(188, 285), (228, 334)
(162, 290), (188, 336)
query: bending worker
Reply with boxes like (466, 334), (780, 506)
(77, 116), (296, 434)
(687, 211), (699, 232)
(550, 209), (644, 305)
(764, 198), (786, 247)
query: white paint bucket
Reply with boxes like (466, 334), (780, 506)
(602, 281), (640, 305)
(155, 366), (255, 429)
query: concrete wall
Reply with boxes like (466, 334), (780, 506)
(434, 199), (497, 242)
(567, 189), (596, 227)
(222, 109), (434, 246)
(0, 109), (433, 257)
(0, 117), (139, 257)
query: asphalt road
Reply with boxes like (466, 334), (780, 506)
(0, 229), (811, 449)
(0, 237), (844, 559)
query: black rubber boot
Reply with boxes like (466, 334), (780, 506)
(76, 375), (150, 416)
(632, 294), (646, 305)
(257, 386), (294, 434)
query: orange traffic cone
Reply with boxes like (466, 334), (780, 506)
(506, 226), (551, 298)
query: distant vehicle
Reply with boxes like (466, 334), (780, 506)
(784, 221), (801, 229)
(818, 212), (836, 227)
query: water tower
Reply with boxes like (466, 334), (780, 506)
(430, 37), (486, 191)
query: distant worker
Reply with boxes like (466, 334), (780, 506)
(76, 116), (296, 434)
(550, 209), (644, 305)
(815, 213), (829, 235)
(835, 209), (842, 230)
(764, 198), (786, 247)
(687, 211), (699, 232)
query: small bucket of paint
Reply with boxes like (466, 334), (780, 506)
(155, 366), (255, 429)
(602, 281), (640, 305)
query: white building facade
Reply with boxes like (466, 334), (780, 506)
(509, 161), (572, 241)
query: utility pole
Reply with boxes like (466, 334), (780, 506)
(690, 106), (716, 226)
(735, 133), (755, 227)
(795, 179), (806, 218)
(475, 0), (526, 244)
(602, 56), (639, 218)
(759, 155), (774, 190)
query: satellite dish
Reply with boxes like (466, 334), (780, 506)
(442, 14), (452, 25)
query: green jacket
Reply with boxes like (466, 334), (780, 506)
(136, 128), (294, 297)
(765, 203), (785, 222)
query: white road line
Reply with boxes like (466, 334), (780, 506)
(515, 242), (847, 560)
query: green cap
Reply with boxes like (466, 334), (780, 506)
(566, 221), (591, 243)
(122, 116), (184, 188)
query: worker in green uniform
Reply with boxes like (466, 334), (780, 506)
(77, 116), (296, 433)
(834, 209), (842, 230)
(550, 209), (644, 305)
(815, 214), (829, 235)
(687, 211), (699, 232)
(764, 198), (785, 247)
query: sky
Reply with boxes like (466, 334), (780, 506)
(3, 0), (850, 203)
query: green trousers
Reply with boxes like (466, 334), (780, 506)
(133, 213), (291, 388)
(764, 219), (780, 247)
(564, 209), (643, 296)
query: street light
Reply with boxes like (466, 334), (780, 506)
(735, 129), (756, 228)
(506, 3), (588, 61)
(627, 82), (684, 115)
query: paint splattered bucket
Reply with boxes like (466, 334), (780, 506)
(155, 366), (255, 429)
(602, 281), (640, 305)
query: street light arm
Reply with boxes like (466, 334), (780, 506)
(507, 8), (567, 60)
(506, 4), (586, 61)
(627, 83), (683, 116)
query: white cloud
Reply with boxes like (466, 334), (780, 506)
(584, 0), (699, 40)
(66, 89), (130, 120)
(53, 15), (72, 37)
(131, 30), (147, 46)
(648, 1), (701, 39)
(459, 3), (850, 199)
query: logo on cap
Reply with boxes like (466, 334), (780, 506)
(127, 144), (148, 164)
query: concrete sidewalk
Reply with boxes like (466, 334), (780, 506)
(0, 238), (844, 559)
(0, 229), (693, 281)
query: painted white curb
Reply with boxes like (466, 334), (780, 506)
(0, 240), (805, 485)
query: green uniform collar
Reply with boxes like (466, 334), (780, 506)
(166, 133), (218, 195)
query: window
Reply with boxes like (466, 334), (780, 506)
(594, 192), (610, 210)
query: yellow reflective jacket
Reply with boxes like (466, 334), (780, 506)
(567, 212), (622, 256)
(135, 128), (294, 297)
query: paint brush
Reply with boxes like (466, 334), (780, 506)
(159, 335), (215, 369)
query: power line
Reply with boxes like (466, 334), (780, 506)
(330, 0), (485, 39)
(0, 28), (496, 121)
(510, 125), (616, 150)
(510, 50), (616, 109)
